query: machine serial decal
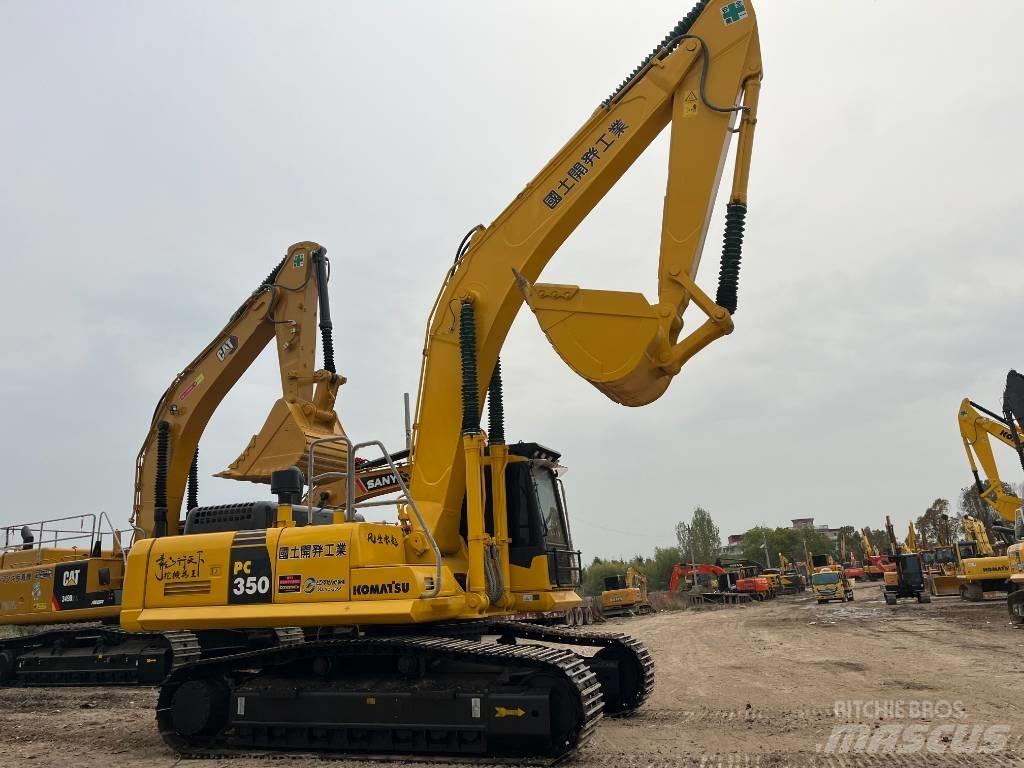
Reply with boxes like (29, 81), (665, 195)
(277, 542), (347, 560)
(542, 120), (629, 210)
(353, 581), (411, 596)
(155, 551), (206, 582)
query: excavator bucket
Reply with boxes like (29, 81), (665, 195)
(928, 574), (960, 597)
(517, 274), (733, 407)
(217, 397), (349, 486)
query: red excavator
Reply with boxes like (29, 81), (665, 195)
(669, 562), (729, 593)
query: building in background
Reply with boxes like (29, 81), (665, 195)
(720, 533), (744, 556)
(791, 518), (841, 542)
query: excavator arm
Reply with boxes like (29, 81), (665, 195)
(410, 1), (763, 554)
(957, 382), (1024, 528)
(132, 242), (346, 539)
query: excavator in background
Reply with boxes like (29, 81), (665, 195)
(881, 516), (929, 605)
(838, 536), (864, 581)
(776, 552), (807, 590)
(922, 545), (959, 597)
(904, 522), (918, 554)
(0, 3), (763, 760)
(861, 528), (894, 581)
(956, 376), (1024, 603)
(668, 563), (750, 605)
(599, 567), (653, 617)
(0, 244), (406, 683)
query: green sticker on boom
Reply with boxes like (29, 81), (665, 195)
(721, 1), (747, 25)
(293, 252), (305, 268)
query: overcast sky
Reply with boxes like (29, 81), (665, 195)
(2, 2), (1022, 560)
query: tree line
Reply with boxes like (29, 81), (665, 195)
(580, 485), (1009, 596)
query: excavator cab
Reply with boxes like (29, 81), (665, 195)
(477, 442), (581, 590)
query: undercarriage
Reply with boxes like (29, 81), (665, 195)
(158, 620), (653, 761)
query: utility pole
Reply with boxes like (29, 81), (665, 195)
(688, 522), (697, 571)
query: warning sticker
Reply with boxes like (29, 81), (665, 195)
(683, 90), (698, 118)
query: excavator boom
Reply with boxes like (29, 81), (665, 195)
(957, 385), (1024, 529)
(411, 1), (763, 553)
(132, 242), (347, 539)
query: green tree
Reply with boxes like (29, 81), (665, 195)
(646, 546), (683, 591)
(916, 498), (960, 547)
(958, 484), (1015, 528)
(675, 507), (721, 564)
(739, 526), (834, 567)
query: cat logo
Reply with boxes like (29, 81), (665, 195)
(62, 569), (80, 587)
(216, 335), (238, 362)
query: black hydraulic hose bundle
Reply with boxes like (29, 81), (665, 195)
(186, 448), (199, 512)
(487, 358), (505, 445)
(312, 248), (337, 375)
(459, 301), (479, 435)
(716, 202), (747, 314)
(154, 420), (170, 537)
(259, 255), (287, 290)
(603, 0), (709, 107)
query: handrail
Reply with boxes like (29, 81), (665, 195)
(0, 512), (127, 566)
(305, 434), (442, 600)
(350, 439), (442, 600)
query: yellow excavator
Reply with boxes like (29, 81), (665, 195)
(992, 370), (1024, 622)
(0, 244), (406, 681)
(955, 379), (1024, 602)
(4, 1), (763, 759)
(600, 566), (653, 617)
(904, 522), (917, 553)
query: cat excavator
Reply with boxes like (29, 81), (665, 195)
(955, 374), (1024, 603)
(0, 244), (405, 682)
(7, 1), (763, 760)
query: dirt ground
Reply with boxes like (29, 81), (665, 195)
(2, 581), (1023, 767)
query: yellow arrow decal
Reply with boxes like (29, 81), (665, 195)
(495, 706), (525, 718)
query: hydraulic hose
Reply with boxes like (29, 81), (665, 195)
(186, 447), (199, 512)
(487, 358), (505, 445)
(460, 301), (479, 435)
(312, 248), (336, 374)
(715, 202), (747, 314)
(153, 421), (170, 538)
